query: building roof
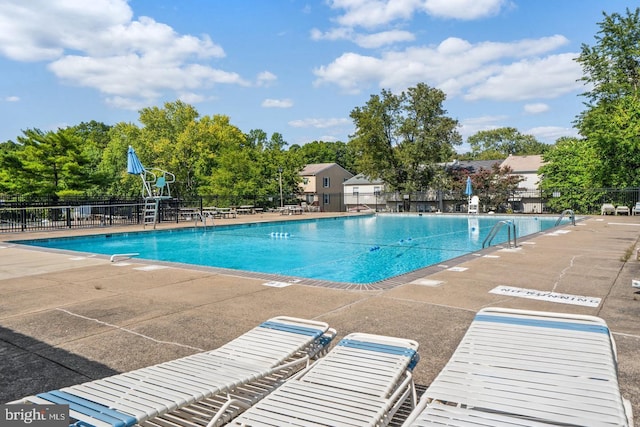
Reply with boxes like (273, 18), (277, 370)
(343, 173), (385, 186)
(500, 154), (544, 172)
(299, 163), (351, 176)
(448, 159), (504, 173)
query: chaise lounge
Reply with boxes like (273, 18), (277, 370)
(229, 332), (420, 426)
(402, 307), (634, 427)
(616, 205), (630, 215)
(11, 317), (336, 427)
(601, 203), (616, 215)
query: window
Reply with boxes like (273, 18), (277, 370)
(303, 178), (309, 185)
(352, 187), (359, 195)
(323, 177), (330, 188)
(374, 186), (380, 195)
(323, 194), (330, 204)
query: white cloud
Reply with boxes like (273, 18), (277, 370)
(312, 27), (414, 48)
(0, 0), (245, 110)
(178, 92), (207, 104)
(524, 103), (549, 114)
(105, 96), (148, 110)
(288, 118), (351, 128)
(328, 0), (509, 29)
(525, 126), (578, 143)
(355, 30), (415, 48)
(0, 0), (133, 61)
(422, 0), (509, 20)
(464, 53), (582, 101)
(262, 98), (293, 108)
(311, 27), (353, 42)
(458, 115), (506, 139)
(330, 0), (418, 29)
(4, 96), (19, 102)
(48, 56), (248, 109)
(257, 71), (277, 87)
(314, 35), (579, 102)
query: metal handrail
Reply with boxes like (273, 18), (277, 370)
(194, 211), (210, 228)
(555, 209), (575, 226)
(482, 220), (517, 248)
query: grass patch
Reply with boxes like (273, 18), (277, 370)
(621, 244), (636, 262)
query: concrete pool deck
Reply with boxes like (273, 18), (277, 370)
(0, 212), (639, 425)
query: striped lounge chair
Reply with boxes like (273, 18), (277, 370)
(11, 316), (336, 427)
(402, 307), (634, 426)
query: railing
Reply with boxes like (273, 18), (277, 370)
(0, 203), (142, 233)
(482, 220), (517, 249)
(0, 200), (222, 233)
(555, 209), (576, 226)
(194, 211), (210, 228)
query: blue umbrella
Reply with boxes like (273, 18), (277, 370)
(127, 145), (145, 175)
(465, 176), (473, 196)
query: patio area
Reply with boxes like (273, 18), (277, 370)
(0, 212), (639, 425)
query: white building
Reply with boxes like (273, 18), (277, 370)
(343, 174), (386, 212)
(500, 154), (545, 213)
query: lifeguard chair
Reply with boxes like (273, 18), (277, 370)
(127, 146), (175, 228)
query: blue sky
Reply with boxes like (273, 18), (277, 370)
(0, 0), (632, 153)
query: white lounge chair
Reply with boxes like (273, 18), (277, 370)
(12, 317), (336, 427)
(633, 202), (640, 216)
(601, 203), (616, 215)
(230, 333), (420, 426)
(402, 307), (634, 427)
(468, 196), (479, 214)
(616, 205), (630, 215)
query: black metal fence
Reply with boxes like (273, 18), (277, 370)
(2, 187), (639, 233)
(0, 198), (141, 233)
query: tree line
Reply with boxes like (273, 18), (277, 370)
(1, 8), (638, 213)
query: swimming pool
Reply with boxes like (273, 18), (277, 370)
(15, 215), (568, 284)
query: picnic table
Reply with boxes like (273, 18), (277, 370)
(280, 205), (303, 215)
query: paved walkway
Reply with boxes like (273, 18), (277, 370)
(1, 213), (639, 425)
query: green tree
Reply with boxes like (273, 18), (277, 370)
(5, 128), (100, 197)
(467, 127), (550, 159)
(350, 83), (461, 192)
(137, 100), (200, 175)
(68, 121), (112, 195)
(98, 122), (144, 197)
(539, 137), (602, 213)
(291, 140), (356, 173)
(198, 116), (254, 202)
(0, 141), (23, 194)
(248, 130), (303, 205)
(575, 8), (640, 187)
(577, 8), (640, 104)
(449, 164), (523, 212)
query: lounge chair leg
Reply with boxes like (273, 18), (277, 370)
(206, 396), (252, 427)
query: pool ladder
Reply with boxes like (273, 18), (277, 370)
(555, 209), (575, 226)
(194, 211), (210, 228)
(482, 220), (517, 249)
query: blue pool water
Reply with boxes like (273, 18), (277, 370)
(16, 215), (567, 284)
